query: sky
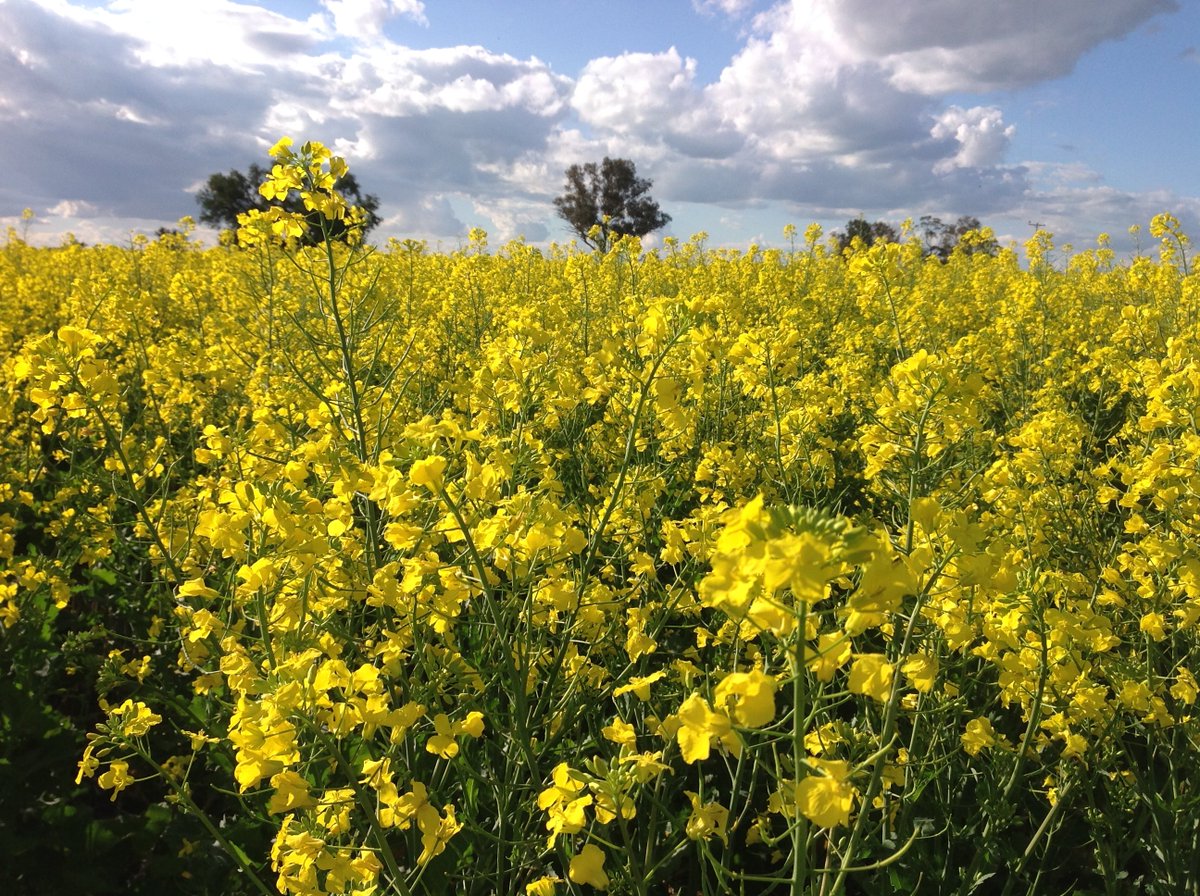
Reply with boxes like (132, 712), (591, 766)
(1, 0), (1198, 255)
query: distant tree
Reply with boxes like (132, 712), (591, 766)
(834, 217), (899, 254)
(554, 157), (671, 252)
(919, 215), (999, 261)
(196, 162), (381, 245)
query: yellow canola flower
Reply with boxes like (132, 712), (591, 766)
(714, 668), (777, 728)
(684, 791), (730, 842)
(97, 760), (134, 800)
(601, 717), (637, 747)
(76, 744), (100, 784)
(316, 787), (355, 835)
(674, 693), (740, 763)
(848, 654), (894, 702)
(842, 538), (915, 635)
(425, 711), (485, 759)
(109, 699), (162, 737)
(962, 717), (1000, 756)
(772, 759), (858, 828)
(268, 135), (294, 158)
(808, 632), (852, 682)
(901, 653), (939, 693)
(417, 802), (462, 865)
(699, 497), (873, 639)
(538, 762), (592, 847)
(409, 455), (447, 491)
(268, 770), (316, 815)
(569, 843), (609, 890)
(1140, 612), (1168, 642)
(1172, 668), (1198, 706)
(457, 710), (485, 737)
(613, 670), (667, 700)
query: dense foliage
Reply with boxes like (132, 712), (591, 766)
(554, 158), (671, 252)
(2, 140), (1199, 896)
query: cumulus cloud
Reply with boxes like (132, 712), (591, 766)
(0, 0), (574, 243)
(813, 0), (1177, 92)
(1017, 185), (1200, 252)
(47, 199), (99, 218)
(321, 0), (428, 40)
(704, 3), (935, 164)
(0, 0), (1190, 249)
(384, 194), (464, 238)
(930, 106), (1015, 172)
(574, 48), (699, 132)
(334, 45), (570, 118)
(57, 0), (332, 71)
(692, 0), (756, 18)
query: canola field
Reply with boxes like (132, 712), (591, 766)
(2, 143), (1200, 895)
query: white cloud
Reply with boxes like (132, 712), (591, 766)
(61, 0), (332, 71)
(704, 2), (936, 165)
(335, 44), (570, 118)
(321, 0), (427, 41)
(811, 0), (1177, 92)
(571, 48), (745, 162)
(47, 199), (98, 217)
(0, 0), (1191, 252)
(573, 48), (699, 132)
(931, 106), (1015, 172)
(471, 195), (551, 242)
(384, 194), (464, 238)
(1013, 185), (1200, 250)
(692, 0), (756, 17)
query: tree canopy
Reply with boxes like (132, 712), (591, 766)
(553, 157), (671, 252)
(833, 217), (899, 253)
(196, 162), (381, 245)
(833, 215), (999, 260)
(919, 215), (999, 261)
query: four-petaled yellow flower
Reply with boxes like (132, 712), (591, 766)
(962, 717), (1000, 756)
(675, 693), (739, 764)
(794, 759), (857, 828)
(569, 843), (609, 890)
(714, 669), (777, 728)
(409, 455), (448, 491)
(685, 791), (730, 842)
(97, 760), (134, 800)
(848, 654), (894, 702)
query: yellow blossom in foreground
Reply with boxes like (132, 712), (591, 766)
(792, 759), (857, 828)
(110, 699), (162, 737)
(75, 744), (100, 784)
(674, 693), (739, 763)
(1140, 612), (1168, 642)
(409, 455), (447, 491)
(601, 717), (638, 747)
(268, 770), (316, 815)
(612, 670), (667, 700)
(97, 760), (134, 800)
(714, 668), (777, 728)
(1172, 668), (1198, 705)
(417, 802), (462, 865)
(526, 876), (560, 896)
(901, 653), (939, 693)
(848, 654), (894, 702)
(569, 843), (609, 890)
(809, 632), (852, 682)
(962, 718), (1000, 756)
(685, 791), (730, 842)
(538, 763), (592, 847)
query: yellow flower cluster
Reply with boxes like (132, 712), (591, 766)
(3, 145), (1200, 894)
